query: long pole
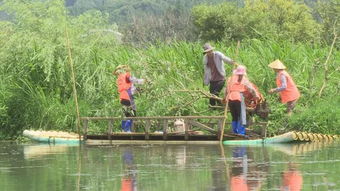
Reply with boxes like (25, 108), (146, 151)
(219, 41), (240, 142)
(65, 28), (81, 141)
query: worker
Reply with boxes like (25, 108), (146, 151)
(224, 65), (259, 135)
(203, 43), (237, 106)
(268, 59), (300, 116)
(113, 65), (145, 132)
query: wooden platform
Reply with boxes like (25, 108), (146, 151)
(81, 116), (267, 145)
(86, 140), (221, 145)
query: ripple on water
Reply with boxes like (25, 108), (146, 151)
(68, 173), (93, 176)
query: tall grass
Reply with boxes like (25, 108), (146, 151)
(1, 37), (339, 138)
(0, 1), (339, 138)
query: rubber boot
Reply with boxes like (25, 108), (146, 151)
(122, 120), (132, 132)
(231, 121), (238, 134)
(237, 121), (246, 135)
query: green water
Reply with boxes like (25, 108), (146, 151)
(0, 142), (339, 191)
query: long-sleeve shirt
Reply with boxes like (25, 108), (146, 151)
(203, 51), (234, 85)
(127, 76), (144, 95)
(274, 73), (287, 92)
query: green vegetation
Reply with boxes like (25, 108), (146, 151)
(0, 0), (339, 139)
(195, 1), (316, 41)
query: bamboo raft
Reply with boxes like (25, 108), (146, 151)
(81, 115), (267, 145)
(23, 116), (339, 145)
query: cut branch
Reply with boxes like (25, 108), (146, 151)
(174, 89), (223, 101)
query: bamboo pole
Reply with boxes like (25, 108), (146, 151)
(65, 28), (81, 141)
(219, 41), (241, 142)
(318, 23), (338, 97)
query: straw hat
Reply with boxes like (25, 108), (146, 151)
(268, 59), (286, 70)
(233, 65), (247, 75)
(203, 43), (214, 53)
(113, 65), (130, 75)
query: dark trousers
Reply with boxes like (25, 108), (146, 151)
(120, 99), (136, 117)
(229, 100), (241, 122)
(209, 80), (225, 106)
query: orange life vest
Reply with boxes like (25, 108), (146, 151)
(117, 72), (132, 101)
(227, 75), (248, 101)
(276, 70), (300, 103)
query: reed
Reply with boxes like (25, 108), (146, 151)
(0, 1), (339, 139)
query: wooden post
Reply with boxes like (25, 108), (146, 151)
(163, 119), (168, 140)
(108, 120), (113, 140)
(261, 123), (267, 138)
(83, 119), (88, 141)
(184, 119), (190, 140)
(219, 99), (229, 142)
(145, 120), (151, 140)
(131, 119), (135, 132)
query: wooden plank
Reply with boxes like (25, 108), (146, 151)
(108, 120), (113, 140)
(188, 120), (217, 134)
(145, 120), (151, 140)
(83, 119), (88, 141)
(163, 119), (168, 140)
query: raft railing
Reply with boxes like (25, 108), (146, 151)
(80, 116), (268, 141)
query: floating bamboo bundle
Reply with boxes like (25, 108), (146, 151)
(224, 131), (339, 145)
(290, 131), (339, 142)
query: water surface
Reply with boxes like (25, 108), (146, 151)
(0, 142), (339, 190)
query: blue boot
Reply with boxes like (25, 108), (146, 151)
(121, 120), (132, 132)
(231, 121), (238, 134)
(237, 121), (246, 135)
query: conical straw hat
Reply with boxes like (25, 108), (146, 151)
(113, 65), (130, 75)
(268, 59), (286, 69)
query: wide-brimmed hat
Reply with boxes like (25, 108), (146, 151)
(233, 65), (247, 75)
(203, 43), (214, 53)
(268, 59), (286, 69)
(113, 65), (129, 75)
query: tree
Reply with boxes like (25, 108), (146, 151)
(192, 0), (321, 43)
(315, 0), (340, 45)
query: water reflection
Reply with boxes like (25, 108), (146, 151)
(23, 144), (69, 159)
(0, 142), (339, 191)
(229, 146), (269, 191)
(280, 163), (302, 191)
(121, 148), (137, 191)
(230, 147), (248, 190)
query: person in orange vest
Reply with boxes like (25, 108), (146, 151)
(224, 65), (259, 135)
(113, 65), (145, 132)
(268, 60), (300, 116)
